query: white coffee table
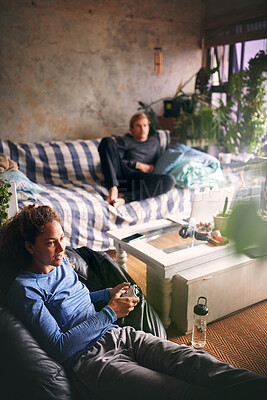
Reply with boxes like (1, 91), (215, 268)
(107, 218), (237, 329)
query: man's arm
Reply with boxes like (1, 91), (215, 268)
(135, 162), (154, 173)
(115, 135), (157, 171)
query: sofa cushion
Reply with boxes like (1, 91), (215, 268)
(153, 147), (183, 174)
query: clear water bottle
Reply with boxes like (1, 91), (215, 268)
(192, 296), (208, 348)
(188, 217), (196, 247)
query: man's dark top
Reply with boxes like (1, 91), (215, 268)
(114, 133), (161, 169)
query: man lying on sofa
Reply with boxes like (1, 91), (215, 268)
(1, 204), (266, 400)
(98, 112), (176, 208)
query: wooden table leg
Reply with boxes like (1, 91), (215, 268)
(159, 277), (173, 329)
(146, 264), (173, 329)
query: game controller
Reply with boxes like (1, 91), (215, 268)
(121, 284), (139, 298)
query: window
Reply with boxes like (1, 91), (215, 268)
(207, 39), (267, 107)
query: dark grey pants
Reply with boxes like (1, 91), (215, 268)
(71, 327), (266, 400)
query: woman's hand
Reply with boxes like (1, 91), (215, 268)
(108, 282), (130, 299)
(136, 162), (154, 173)
(108, 283), (139, 319)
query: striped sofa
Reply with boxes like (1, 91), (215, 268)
(0, 132), (192, 251)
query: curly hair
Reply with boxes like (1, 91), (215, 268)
(0, 204), (61, 280)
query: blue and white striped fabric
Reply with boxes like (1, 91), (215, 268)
(0, 132), (192, 251)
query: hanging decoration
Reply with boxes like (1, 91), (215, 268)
(154, 46), (163, 75)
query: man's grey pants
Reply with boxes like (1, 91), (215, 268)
(72, 327), (266, 400)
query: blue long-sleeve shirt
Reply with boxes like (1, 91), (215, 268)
(7, 255), (118, 367)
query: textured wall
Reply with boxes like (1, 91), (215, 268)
(0, 0), (205, 142)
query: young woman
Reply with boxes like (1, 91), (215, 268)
(98, 112), (176, 208)
(1, 204), (266, 400)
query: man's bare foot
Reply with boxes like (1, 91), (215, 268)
(106, 187), (125, 208)
(111, 197), (125, 208)
(106, 186), (119, 204)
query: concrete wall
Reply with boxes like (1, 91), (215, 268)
(0, 0), (205, 142)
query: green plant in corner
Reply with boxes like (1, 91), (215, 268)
(0, 179), (12, 225)
(175, 102), (226, 148)
(219, 50), (267, 154)
(169, 66), (224, 147)
(175, 51), (267, 153)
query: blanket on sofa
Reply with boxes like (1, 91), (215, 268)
(0, 133), (193, 251)
(153, 144), (224, 189)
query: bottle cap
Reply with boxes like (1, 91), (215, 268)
(194, 296), (208, 315)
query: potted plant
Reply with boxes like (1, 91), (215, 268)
(138, 66), (219, 137)
(175, 50), (267, 154)
(225, 199), (267, 257)
(218, 50), (267, 154)
(213, 196), (231, 236)
(138, 51), (267, 153)
(175, 102), (226, 150)
(0, 179), (12, 225)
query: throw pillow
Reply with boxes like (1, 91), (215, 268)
(153, 147), (183, 174)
